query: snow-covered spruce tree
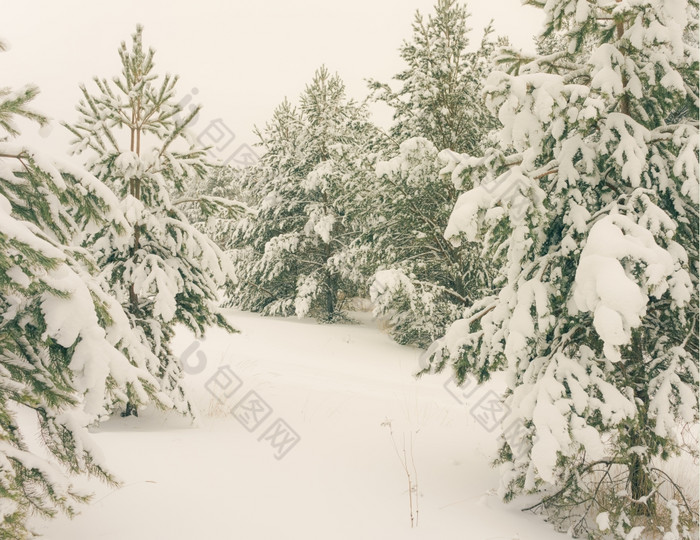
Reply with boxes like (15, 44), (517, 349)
(368, 0), (500, 155)
(65, 26), (235, 416)
(0, 42), (165, 538)
(228, 67), (378, 321)
(427, 0), (698, 537)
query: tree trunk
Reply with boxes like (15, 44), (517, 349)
(324, 241), (335, 319)
(121, 401), (139, 418)
(320, 183), (336, 321)
(627, 332), (655, 516)
(628, 445), (654, 516)
(124, 120), (142, 417)
(325, 273), (335, 319)
(616, 1), (631, 116)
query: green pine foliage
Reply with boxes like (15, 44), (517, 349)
(3, 3), (697, 537)
(0, 46), (163, 538)
(65, 26), (235, 415)
(179, 164), (253, 251)
(428, 0), (699, 537)
(354, 0), (499, 346)
(349, 137), (492, 347)
(227, 67), (380, 321)
(368, 0), (500, 155)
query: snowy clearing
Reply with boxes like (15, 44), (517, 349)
(33, 310), (566, 539)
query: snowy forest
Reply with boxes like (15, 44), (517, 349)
(1, 0), (698, 539)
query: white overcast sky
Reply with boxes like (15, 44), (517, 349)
(3, 0), (544, 159)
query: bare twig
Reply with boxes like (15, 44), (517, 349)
(382, 419), (419, 528)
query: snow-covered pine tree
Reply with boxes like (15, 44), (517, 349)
(228, 67), (378, 321)
(428, 0), (699, 537)
(226, 99), (304, 315)
(65, 26), (236, 416)
(368, 0), (500, 155)
(354, 0), (498, 346)
(351, 137), (491, 347)
(1, 40), (165, 537)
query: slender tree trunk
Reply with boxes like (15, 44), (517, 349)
(616, 1), (631, 116)
(614, 11), (651, 514)
(125, 112), (142, 417)
(627, 332), (655, 516)
(320, 187), (336, 320)
(127, 132), (142, 315)
(324, 242), (335, 319)
(325, 275), (335, 318)
(628, 437), (653, 516)
(121, 401), (139, 418)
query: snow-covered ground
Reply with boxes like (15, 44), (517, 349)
(35, 310), (567, 539)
